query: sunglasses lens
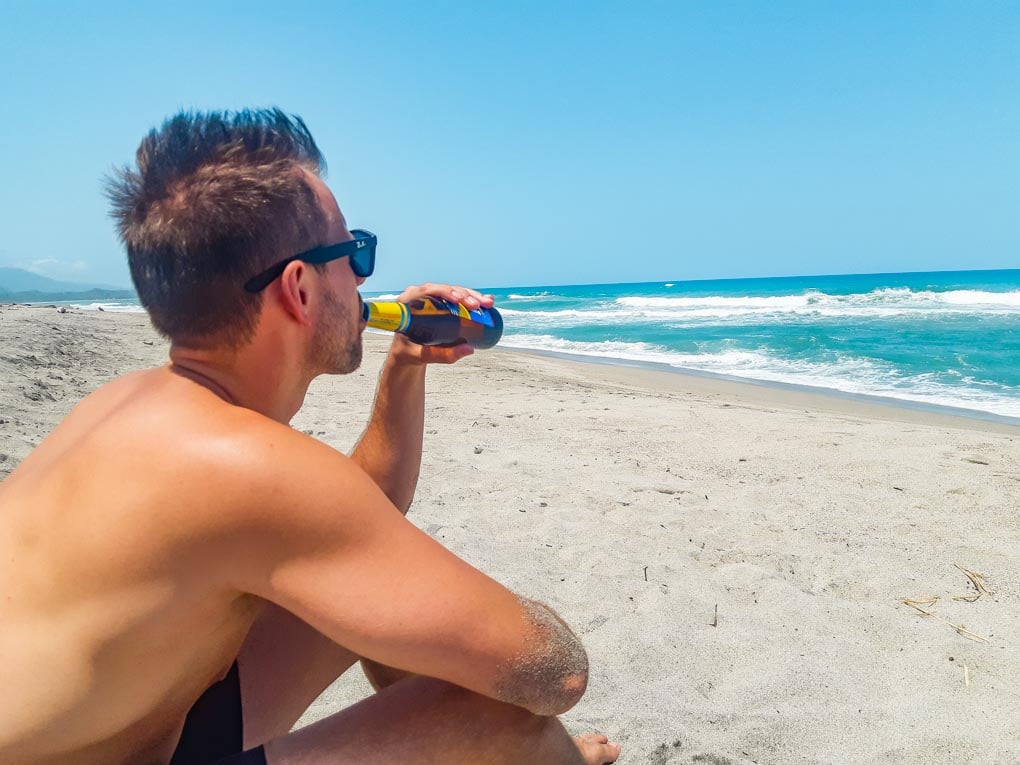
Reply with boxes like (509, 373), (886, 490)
(354, 250), (372, 277)
(352, 232), (375, 277)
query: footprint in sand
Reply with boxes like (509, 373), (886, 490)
(648, 739), (683, 764)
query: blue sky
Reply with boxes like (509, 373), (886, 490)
(1, 1), (1017, 292)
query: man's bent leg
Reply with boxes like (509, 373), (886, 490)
(238, 603), (362, 747)
(264, 675), (621, 765)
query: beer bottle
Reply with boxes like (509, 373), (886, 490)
(362, 296), (503, 349)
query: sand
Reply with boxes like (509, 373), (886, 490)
(2, 303), (1019, 764)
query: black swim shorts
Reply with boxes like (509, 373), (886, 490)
(169, 661), (267, 765)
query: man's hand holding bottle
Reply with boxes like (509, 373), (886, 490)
(365, 283), (501, 365)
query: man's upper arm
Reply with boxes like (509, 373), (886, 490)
(225, 425), (586, 715)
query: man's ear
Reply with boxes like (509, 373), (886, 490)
(276, 261), (314, 326)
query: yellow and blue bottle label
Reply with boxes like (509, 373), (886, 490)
(439, 299), (496, 327)
(364, 301), (410, 333)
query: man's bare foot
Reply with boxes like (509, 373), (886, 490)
(574, 733), (622, 764)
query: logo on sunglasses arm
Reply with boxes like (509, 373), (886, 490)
(356, 240), (367, 248)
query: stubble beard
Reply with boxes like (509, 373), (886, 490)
(314, 286), (363, 375)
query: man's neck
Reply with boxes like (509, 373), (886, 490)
(168, 339), (313, 424)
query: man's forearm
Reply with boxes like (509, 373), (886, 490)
(350, 350), (426, 514)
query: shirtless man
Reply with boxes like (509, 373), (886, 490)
(0, 109), (621, 765)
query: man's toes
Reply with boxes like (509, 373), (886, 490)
(574, 734), (622, 764)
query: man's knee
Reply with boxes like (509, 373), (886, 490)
(360, 658), (414, 692)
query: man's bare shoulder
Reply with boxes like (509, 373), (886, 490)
(126, 387), (366, 533)
(36, 368), (372, 550)
(175, 397), (412, 599)
(191, 406), (359, 520)
(205, 411), (398, 544)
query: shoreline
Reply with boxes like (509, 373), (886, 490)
(4, 302), (1017, 429)
(496, 345), (1020, 435)
(4, 304), (1016, 434)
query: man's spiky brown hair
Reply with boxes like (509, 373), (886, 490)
(106, 108), (328, 347)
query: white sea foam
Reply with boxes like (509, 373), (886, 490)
(70, 302), (146, 313)
(498, 287), (1020, 326)
(499, 307), (630, 322)
(617, 295), (811, 309)
(508, 291), (555, 300)
(500, 333), (1020, 419)
(937, 289), (1020, 307)
(618, 288), (1020, 312)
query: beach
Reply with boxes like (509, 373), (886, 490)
(2, 304), (1018, 764)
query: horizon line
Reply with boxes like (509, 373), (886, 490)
(3, 264), (1018, 297)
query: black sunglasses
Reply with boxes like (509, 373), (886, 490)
(244, 229), (377, 293)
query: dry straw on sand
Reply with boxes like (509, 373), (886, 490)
(951, 562), (991, 602)
(900, 563), (993, 643)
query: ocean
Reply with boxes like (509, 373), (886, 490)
(61, 269), (1020, 423)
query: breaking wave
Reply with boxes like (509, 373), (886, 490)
(500, 333), (1020, 419)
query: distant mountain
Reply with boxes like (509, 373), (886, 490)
(0, 267), (135, 300)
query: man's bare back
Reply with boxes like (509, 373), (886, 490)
(0, 370), (273, 762)
(1, 109), (620, 765)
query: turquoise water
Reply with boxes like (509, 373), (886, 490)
(383, 269), (1020, 421)
(65, 269), (1020, 421)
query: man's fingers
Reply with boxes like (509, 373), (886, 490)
(434, 285), (481, 307)
(449, 286), (491, 307)
(421, 344), (474, 364)
(386, 336), (475, 366)
(396, 283), (494, 309)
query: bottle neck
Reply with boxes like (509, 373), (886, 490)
(363, 300), (411, 333)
